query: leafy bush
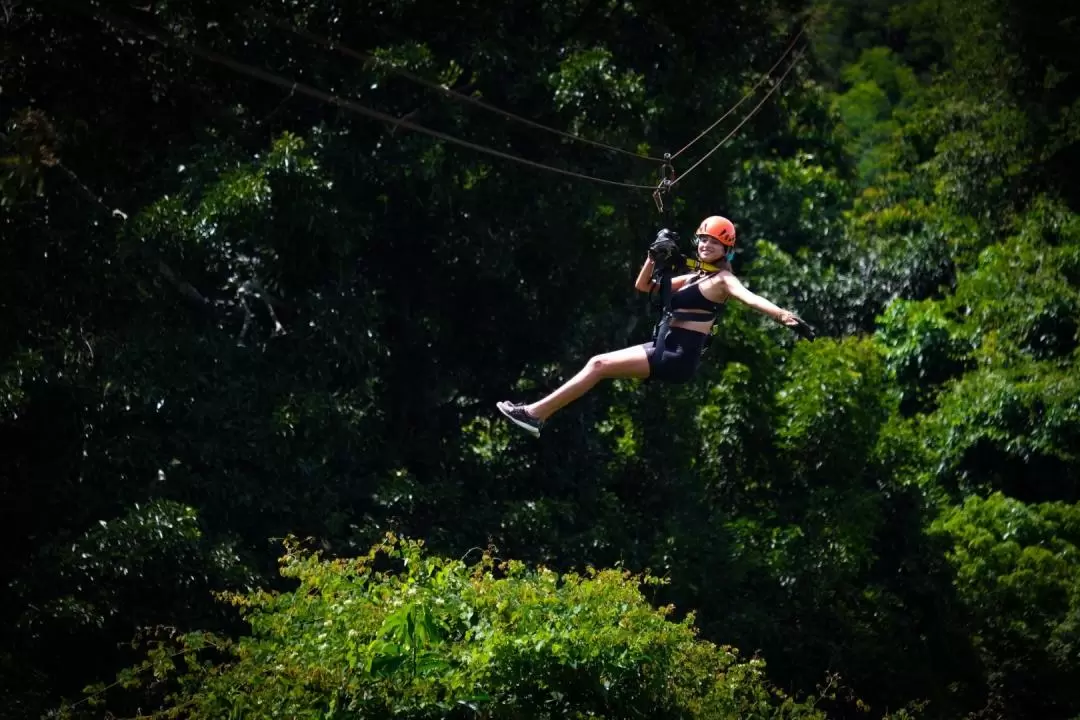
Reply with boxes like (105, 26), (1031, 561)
(83, 535), (833, 719)
(931, 493), (1080, 715)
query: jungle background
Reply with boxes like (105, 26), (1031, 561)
(3, 0), (1080, 717)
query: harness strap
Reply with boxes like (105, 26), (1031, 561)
(684, 257), (722, 273)
(670, 310), (716, 322)
(649, 263), (675, 362)
(645, 240), (722, 376)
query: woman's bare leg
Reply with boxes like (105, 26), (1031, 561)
(526, 345), (651, 421)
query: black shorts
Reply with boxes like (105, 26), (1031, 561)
(642, 327), (707, 383)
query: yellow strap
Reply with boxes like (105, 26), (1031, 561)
(684, 257), (722, 273)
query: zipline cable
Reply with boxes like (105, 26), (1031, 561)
(89, 9), (659, 191)
(670, 26), (805, 161)
(249, 8), (665, 163)
(671, 48), (804, 188)
(71, 3), (806, 206)
(255, 9), (807, 172)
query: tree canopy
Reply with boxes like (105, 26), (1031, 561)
(3, 0), (1080, 718)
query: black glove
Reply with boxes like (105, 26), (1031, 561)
(652, 228), (679, 246)
(648, 229), (680, 268)
(791, 316), (816, 341)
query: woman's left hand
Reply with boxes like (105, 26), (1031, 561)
(778, 310), (816, 340)
(776, 310), (800, 326)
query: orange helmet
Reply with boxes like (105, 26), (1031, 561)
(695, 216), (736, 247)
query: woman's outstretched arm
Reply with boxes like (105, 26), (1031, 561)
(721, 273), (801, 326)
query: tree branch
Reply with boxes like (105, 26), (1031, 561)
(53, 161), (217, 307)
(156, 259), (211, 306)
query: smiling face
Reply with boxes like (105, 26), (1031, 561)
(694, 233), (729, 263)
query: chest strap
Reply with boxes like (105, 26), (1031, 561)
(670, 310), (716, 322)
(684, 258), (722, 273)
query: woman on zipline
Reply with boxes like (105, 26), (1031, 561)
(496, 215), (809, 437)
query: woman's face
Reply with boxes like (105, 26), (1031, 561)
(695, 234), (730, 262)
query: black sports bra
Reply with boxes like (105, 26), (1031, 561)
(669, 277), (725, 320)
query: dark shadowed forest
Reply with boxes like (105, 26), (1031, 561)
(3, 0), (1080, 717)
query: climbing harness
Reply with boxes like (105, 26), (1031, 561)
(642, 40), (809, 359)
(647, 151), (681, 365)
(646, 152), (735, 364)
(647, 251), (724, 375)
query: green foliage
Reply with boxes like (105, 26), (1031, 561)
(831, 48), (922, 185)
(876, 299), (969, 413)
(695, 361), (777, 487)
(876, 196), (1080, 377)
(129, 131), (341, 317)
(875, 195), (1080, 503)
(777, 337), (890, 476)
(926, 361), (1080, 501)
(769, 337), (893, 592)
(728, 152), (850, 254)
(550, 47), (654, 131)
(950, 204), (1080, 364)
(11, 500), (254, 633)
(932, 493), (1080, 714)
(97, 536), (829, 719)
(808, 0), (945, 81)
(927, 99), (1036, 220)
(0, 108), (59, 206)
(7, 0), (1080, 718)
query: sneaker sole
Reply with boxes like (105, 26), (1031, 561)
(496, 402), (541, 438)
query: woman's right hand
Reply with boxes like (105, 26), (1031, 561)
(648, 230), (680, 267)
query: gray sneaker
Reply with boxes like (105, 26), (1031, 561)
(496, 401), (543, 438)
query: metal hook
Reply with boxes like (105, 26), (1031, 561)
(652, 182), (668, 212)
(653, 152), (676, 213)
